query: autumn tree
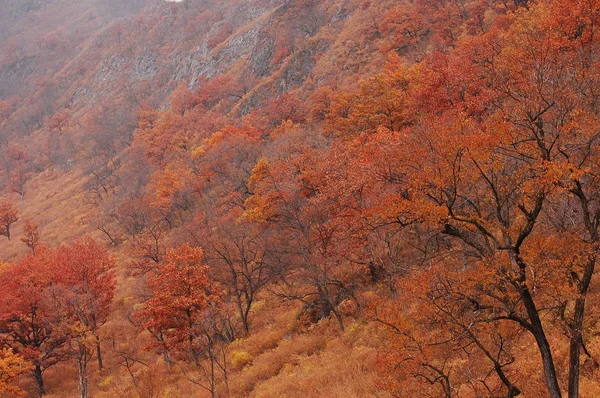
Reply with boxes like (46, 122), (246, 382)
(136, 244), (231, 397)
(21, 217), (41, 254)
(114, 197), (169, 271)
(1, 142), (32, 202)
(8, 167), (31, 203)
(319, 55), (411, 136)
(148, 160), (196, 227)
(186, 124), (279, 334)
(242, 135), (364, 332)
(0, 200), (18, 240)
(259, 93), (307, 129)
(132, 106), (195, 168)
(347, 0), (600, 396)
(0, 250), (68, 396)
(80, 97), (140, 201)
(48, 108), (71, 135)
(170, 83), (201, 116)
(47, 238), (116, 398)
(194, 214), (276, 335)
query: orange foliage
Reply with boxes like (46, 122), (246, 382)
(2, 0), (600, 396)
(20, 217), (41, 254)
(0, 349), (33, 396)
(0, 200), (18, 240)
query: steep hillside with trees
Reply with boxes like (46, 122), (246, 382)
(1, 0), (600, 397)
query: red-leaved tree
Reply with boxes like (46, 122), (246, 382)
(136, 244), (231, 398)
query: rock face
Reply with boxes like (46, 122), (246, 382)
(249, 35), (276, 78)
(1, 0), (379, 135)
(188, 17), (269, 84)
(133, 51), (159, 80)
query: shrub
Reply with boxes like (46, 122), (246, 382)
(231, 350), (253, 370)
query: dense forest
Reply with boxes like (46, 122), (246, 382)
(0, 0), (599, 396)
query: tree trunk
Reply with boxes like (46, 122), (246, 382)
(533, 329), (562, 398)
(242, 300), (252, 335)
(520, 281), (562, 398)
(163, 351), (173, 370)
(515, 254), (562, 398)
(78, 355), (88, 398)
(568, 251), (596, 398)
(33, 365), (45, 397)
(318, 286), (333, 318)
(209, 351), (216, 398)
(317, 286), (344, 331)
(569, 180), (599, 398)
(332, 308), (345, 331)
(568, 297), (585, 398)
(235, 293), (250, 335)
(96, 336), (104, 370)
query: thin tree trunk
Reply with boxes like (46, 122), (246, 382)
(163, 351), (173, 370)
(96, 336), (103, 370)
(210, 351), (216, 398)
(569, 181), (599, 398)
(332, 308), (345, 331)
(235, 293), (249, 335)
(242, 299), (253, 335)
(221, 346), (230, 397)
(568, 256), (595, 398)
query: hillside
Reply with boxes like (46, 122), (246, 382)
(1, 0), (600, 397)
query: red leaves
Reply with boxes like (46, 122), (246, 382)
(0, 248), (66, 383)
(0, 238), (116, 395)
(136, 244), (221, 353)
(52, 237), (117, 330)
